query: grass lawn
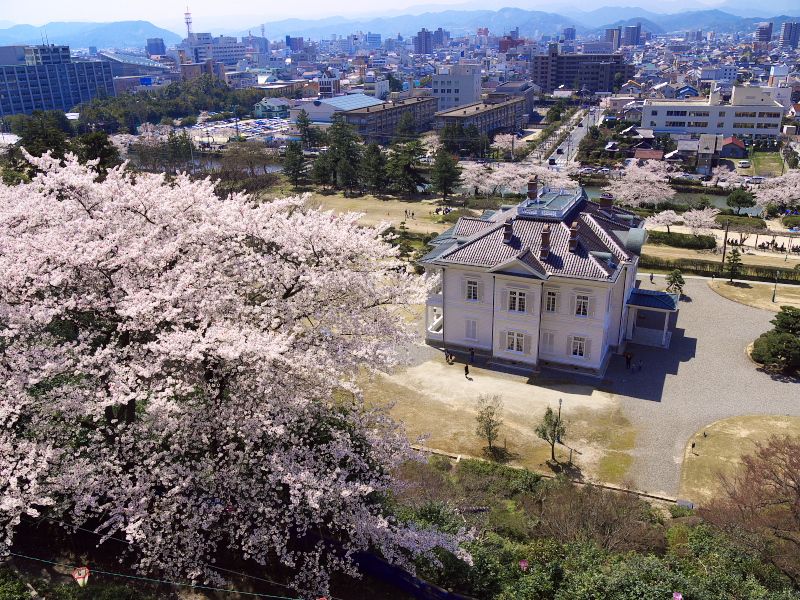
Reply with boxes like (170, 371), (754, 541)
(678, 415), (800, 506)
(708, 279), (800, 312)
(737, 152), (785, 177)
(362, 354), (637, 486)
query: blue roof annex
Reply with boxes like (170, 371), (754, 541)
(627, 288), (679, 311)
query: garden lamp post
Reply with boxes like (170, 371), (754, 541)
(772, 271), (780, 303)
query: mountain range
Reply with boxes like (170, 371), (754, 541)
(1, 6), (799, 51)
(0, 21), (181, 49)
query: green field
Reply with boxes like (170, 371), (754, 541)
(737, 152), (785, 177)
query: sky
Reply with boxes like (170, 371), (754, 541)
(2, 0), (733, 31)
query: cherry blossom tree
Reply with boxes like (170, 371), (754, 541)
(458, 161), (575, 197)
(0, 154), (465, 595)
(710, 165), (748, 190)
(645, 209), (680, 233)
(755, 170), (800, 210)
(682, 207), (720, 235)
(604, 160), (675, 207)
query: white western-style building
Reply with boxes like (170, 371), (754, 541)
(421, 179), (678, 376)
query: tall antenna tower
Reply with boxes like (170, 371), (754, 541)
(184, 7), (193, 41)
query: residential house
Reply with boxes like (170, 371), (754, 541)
(719, 136), (747, 158)
(253, 97), (291, 119)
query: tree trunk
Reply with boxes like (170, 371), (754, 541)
(550, 441), (556, 462)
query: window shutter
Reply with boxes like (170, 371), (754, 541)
(465, 320), (471, 339)
(585, 339), (592, 359)
(461, 278), (467, 300)
(569, 294), (576, 316)
(588, 297), (595, 318)
(566, 335), (573, 356)
(524, 292), (531, 313)
(523, 334), (531, 355)
(476, 281), (483, 302)
(501, 289), (508, 310)
(500, 330), (508, 350)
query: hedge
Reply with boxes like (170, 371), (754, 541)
(639, 254), (800, 284)
(647, 230), (716, 249)
(715, 214), (767, 229)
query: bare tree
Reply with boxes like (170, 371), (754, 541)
(475, 394), (503, 456)
(702, 436), (800, 583)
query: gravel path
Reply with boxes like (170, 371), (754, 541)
(609, 276), (799, 499)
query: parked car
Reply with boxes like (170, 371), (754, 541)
(746, 176), (765, 184)
(548, 158), (557, 165)
(556, 148), (564, 155)
(737, 160), (751, 168)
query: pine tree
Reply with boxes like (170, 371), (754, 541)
(727, 248), (743, 282)
(386, 141), (424, 195)
(665, 269), (685, 296)
(283, 141), (305, 189)
(430, 148), (462, 202)
(359, 143), (387, 193)
(394, 111), (417, 143)
(296, 109), (313, 148)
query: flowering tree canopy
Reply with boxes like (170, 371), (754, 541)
(755, 170), (800, 209)
(710, 165), (748, 190)
(0, 155), (463, 594)
(604, 161), (676, 207)
(645, 209), (680, 233)
(459, 161), (574, 196)
(682, 207), (720, 235)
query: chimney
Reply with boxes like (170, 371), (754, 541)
(568, 223), (579, 252)
(539, 224), (551, 260)
(599, 192), (614, 208)
(527, 176), (538, 200)
(503, 218), (513, 243)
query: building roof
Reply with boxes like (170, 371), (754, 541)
(98, 52), (170, 70)
(627, 288), (679, 311)
(634, 149), (664, 160)
(422, 189), (643, 282)
(316, 94), (384, 111)
(342, 96), (436, 115)
(435, 97), (524, 117)
(722, 136), (745, 149)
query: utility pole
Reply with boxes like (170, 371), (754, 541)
(720, 219), (730, 269)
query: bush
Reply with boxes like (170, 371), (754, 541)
(715, 214), (767, 229)
(647, 230), (716, 250)
(0, 568), (28, 600)
(781, 215), (800, 228)
(751, 330), (800, 373)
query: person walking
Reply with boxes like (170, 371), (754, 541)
(624, 351), (633, 370)
(464, 364), (470, 379)
(469, 348), (475, 364)
(649, 273), (654, 284)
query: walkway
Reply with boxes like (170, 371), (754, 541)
(607, 275), (798, 498)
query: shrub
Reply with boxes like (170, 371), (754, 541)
(715, 214), (767, 229)
(781, 215), (800, 228)
(751, 331), (800, 373)
(0, 568), (28, 600)
(647, 230), (716, 250)
(639, 255), (800, 284)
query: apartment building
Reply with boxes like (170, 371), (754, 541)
(642, 85), (785, 139)
(421, 181), (677, 376)
(530, 44), (634, 93)
(434, 97), (525, 136)
(363, 73), (390, 99)
(341, 96), (438, 143)
(779, 22), (800, 49)
(0, 44), (115, 117)
(431, 63), (481, 111)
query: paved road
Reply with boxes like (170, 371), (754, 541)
(550, 109), (603, 167)
(607, 275), (798, 499)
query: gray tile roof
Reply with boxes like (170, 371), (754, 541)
(627, 289), (679, 311)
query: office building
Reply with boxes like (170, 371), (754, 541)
(0, 44), (115, 117)
(434, 97), (525, 136)
(363, 73), (390, 99)
(562, 27), (576, 42)
(530, 44), (634, 93)
(604, 28), (621, 51)
(414, 28), (433, 55)
(755, 22), (773, 43)
(146, 38), (166, 57)
(181, 33), (248, 66)
(779, 22), (800, 49)
(642, 85), (785, 139)
(432, 28), (450, 48)
(622, 24), (641, 47)
(364, 32), (382, 49)
(431, 63), (482, 111)
(342, 96), (438, 143)
(285, 36), (305, 53)
(98, 52), (172, 77)
(318, 71), (341, 98)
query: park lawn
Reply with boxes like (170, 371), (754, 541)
(678, 415), (800, 506)
(708, 279), (800, 312)
(361, 355), (638, 486)
(642, 243), (800, 269)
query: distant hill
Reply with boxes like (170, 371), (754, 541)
(0, 21), (181, 50)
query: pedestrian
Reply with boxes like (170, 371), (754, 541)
(444, 349), (451, 364)
(464, 364), (470, 379)
(469, 348), (475, 363)
(624, 351), (633, 369)
(411, 211), (415, 219)
(636, 359), (643, 373)
(649, 273), (654, 283)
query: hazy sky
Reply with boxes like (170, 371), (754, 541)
(3, 0), (730, 31)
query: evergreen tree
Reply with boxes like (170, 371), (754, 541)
(665, 269), (685, 296)
(359, 143), (387, 192)
(535, 406), (566, 463)
(726, 188), (756, 215)
(311, 152), (334, 187)
(69, 131), (121, 178)
(282, 141), (305, 189)
(296, 109), (313, 148)
(394, 111), (417, 142)
(386, 141), (425, 195)
(430, 148), (462, 201)
(9, 110), (72, 158)
(726, 248), (743, 282)
(439, 122), (463, 154)
(326, 115), (361, 189)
